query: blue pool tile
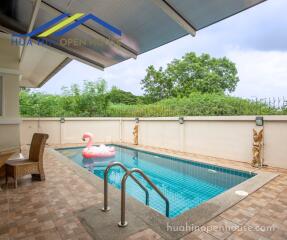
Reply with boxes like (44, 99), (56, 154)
(57, 145), (255, 218)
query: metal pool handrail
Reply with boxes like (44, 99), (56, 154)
(102, 162), (149, 212)
(118, 168), (170, 227)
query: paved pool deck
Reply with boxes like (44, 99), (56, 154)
(0, 143), (286, 240)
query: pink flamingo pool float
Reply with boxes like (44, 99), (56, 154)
(82, 132), (116, 159)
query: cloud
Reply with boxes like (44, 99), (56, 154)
(228, 49), (287, 97)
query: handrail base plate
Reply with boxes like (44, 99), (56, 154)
(118, 221), (128, 228)
(101, 207), (111, 212)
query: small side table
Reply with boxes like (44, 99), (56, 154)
(0, 147), (19, 190)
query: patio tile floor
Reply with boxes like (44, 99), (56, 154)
(0, 144), (286, 240)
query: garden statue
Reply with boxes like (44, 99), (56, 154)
(133, 124), (139, 145)
(252, 129), (264, 167)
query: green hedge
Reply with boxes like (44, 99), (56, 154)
(20, 91), (285, 117)
(107, 93), (283, 117)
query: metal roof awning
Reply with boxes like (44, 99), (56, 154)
(0, 0), (266, 87)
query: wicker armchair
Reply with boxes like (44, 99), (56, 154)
(6, 133), (49, 188)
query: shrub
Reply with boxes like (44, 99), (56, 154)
(106, 93), (280, 117)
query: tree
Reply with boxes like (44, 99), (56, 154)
(108, 87), (138, 105)
(141, 52), (239, 102)
(61, 79), (109, 117)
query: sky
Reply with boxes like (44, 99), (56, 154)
(39, 0), (287, 98)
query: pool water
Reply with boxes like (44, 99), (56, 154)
(57, 145), (255, 218)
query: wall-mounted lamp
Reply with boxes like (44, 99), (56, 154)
(255, 116), (264, 126)
(135, 117), (139, 124)
(60, 117), (65, 123)
(179, 116), (184, 124)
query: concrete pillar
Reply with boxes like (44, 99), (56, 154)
(0, 35), (21, 148)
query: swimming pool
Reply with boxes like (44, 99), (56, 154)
(57, 145), (255, 218)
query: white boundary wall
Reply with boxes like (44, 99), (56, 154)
(20, 116), (287, 169)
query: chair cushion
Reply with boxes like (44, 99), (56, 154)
(6, 160), (34, 166)
(8, 153), (26, 161)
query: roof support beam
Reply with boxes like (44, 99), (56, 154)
(0, 67), (21, 75)
(37, 40), (105, 70)
(40, 1), (138, 59)
(19, 0), (42, 63)
(38, 58), (71, 87)
(0, 24), (105, 71)
(151, 0), (196, 36)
